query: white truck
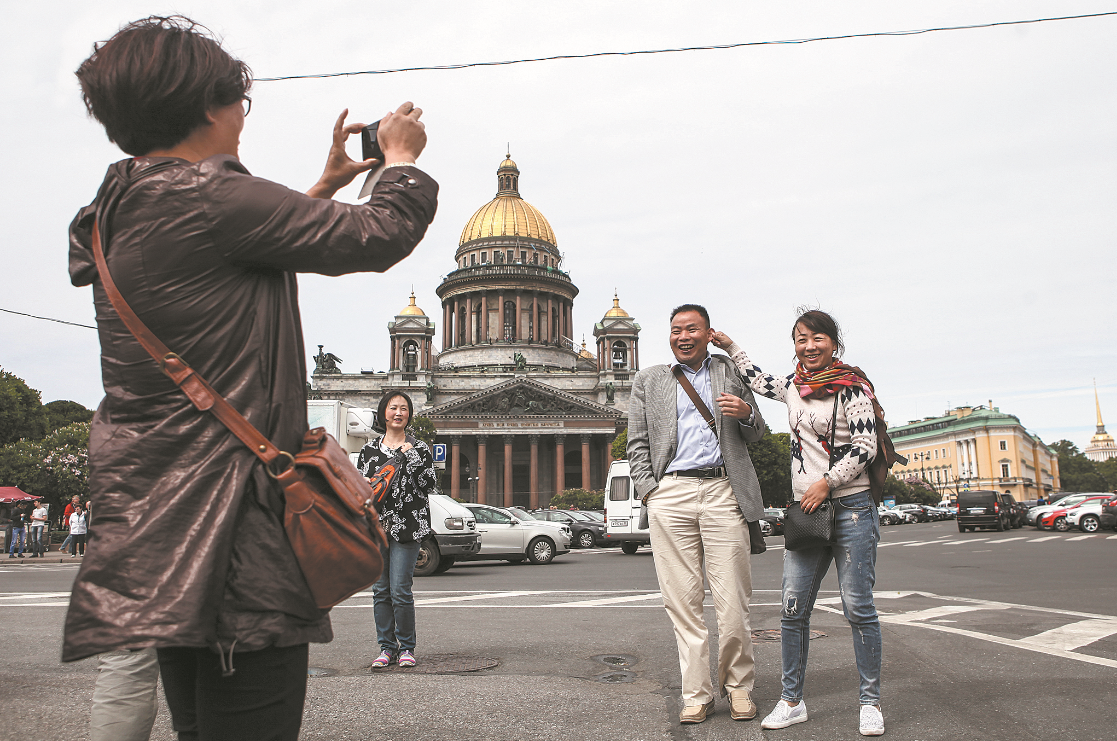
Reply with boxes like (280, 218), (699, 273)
(306, 400), (480, 574)
(602, 460), (650, 554)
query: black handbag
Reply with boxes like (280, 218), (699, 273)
(783, 394), (840, 551)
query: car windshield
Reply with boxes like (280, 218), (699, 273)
(580, 511), (604, 521)
(564, 511), (595, 521)
(508, 509), (535, 521)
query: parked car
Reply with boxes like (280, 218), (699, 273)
(878, 506), (901, 525)
(761, 508), (785, 536)
(414, 494), (482, 576)
(461, 503), (571, 564)
(1038, 505), (1077, 532)
(956, 490), (1014, 532)
(603, 461), (649, 554)
(1027, 493), (1112, 527)
(533, 509), (606, 548)
(924, 506), (956, 521)
(893, 503), (931, 523)
(1065, 501), (1109, 533)
(1100, 495), (1117, 531)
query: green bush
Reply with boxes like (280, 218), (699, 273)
(550, 488), (604, 510)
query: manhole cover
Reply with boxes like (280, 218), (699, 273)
(366, 654), (498, 675)
(751, 629), (826, 643)
(307, 667), (337, 677)
(591, 654), (639, 668)
(595, 670), (637, 683)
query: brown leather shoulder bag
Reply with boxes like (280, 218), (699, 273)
(91, 219), (389, 610)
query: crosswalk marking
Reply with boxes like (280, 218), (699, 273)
(990, 537), (1026, 545)
(1067, 535), (1096, 541)
(1028, 536), (1061, 542)
(539, 593), (663, 607)
(1020, 619), (1117, 651)
(879, 604), (1002, 624)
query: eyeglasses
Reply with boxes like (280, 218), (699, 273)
(242, 96), (252, 117)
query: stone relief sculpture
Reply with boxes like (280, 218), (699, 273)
(313, 345), (342, 374)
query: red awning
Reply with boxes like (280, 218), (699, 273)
(0, 487), (41, 504)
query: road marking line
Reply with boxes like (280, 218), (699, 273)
(892, 620), (1117, 669)
(989, 537), (1026, 545)
(413, 590), (555, 605)
(878, 541), (919, 548)
(1109, 534), (1117, 540)
(880, 605), (1002, 624)
(1067, 535), (1096, 541)
(0, 592), (71, 600)
(902, 542), (935, 547)
(1028, 536), (1061, 542)
(539, 593), (662, 607)
(1019, 619), (1117, 651)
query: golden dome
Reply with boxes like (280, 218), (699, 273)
(604, 292), (629, 318)
(399, 292), (425, 316)
(459, 155), (558, 248)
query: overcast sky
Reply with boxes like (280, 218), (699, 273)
(1, 1), (1114, 446)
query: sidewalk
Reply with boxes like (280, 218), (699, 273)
(3, 551), (82, 564)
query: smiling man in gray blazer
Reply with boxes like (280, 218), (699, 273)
(627, 303), (766, 725)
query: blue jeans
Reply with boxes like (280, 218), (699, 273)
(780, 490), (881, 705)
(8, 526), (26, 554)
(373, 539), (421, 653)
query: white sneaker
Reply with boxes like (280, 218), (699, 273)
(859, 704), (884, 736)
(761, 700), (808, 729)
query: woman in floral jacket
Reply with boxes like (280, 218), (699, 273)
(356, 392), (435, 668)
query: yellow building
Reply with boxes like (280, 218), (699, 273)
(888, 405), (1060, 503)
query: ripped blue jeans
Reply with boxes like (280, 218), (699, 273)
(780, 489), (881, 705)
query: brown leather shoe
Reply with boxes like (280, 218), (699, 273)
(729, 689), (757, 720)
(679, 700), (715, 724)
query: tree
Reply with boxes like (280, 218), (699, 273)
(611, 429), (627, 461)
(0, 369), (48, 445)
(1094, 457), (1117, 491)
(1051, 440), (1109, 492)
(881, 475), (938, 505)
(44, 400), (94, 432)
(550, 488), (604, 510)
(0, 422), (90, 516)
(409, 415), (438, 449)
(746, 426), (793, 506)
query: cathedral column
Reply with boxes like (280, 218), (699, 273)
(515, 292), (523, 343)
(442, 303), (450, 350)
(531, 293), (538, 342)
(503, 435), (514, 507)
(389, 338), (396, 370)
(581, 434), (591, 491)
(529, 435), (540, 509)
(545, 296), (553, 343)
(555, 435), (566, 494)
(499, 290), (506, 340)
(477, 436), (488, 504)
(481, 292), (489, 341)
(450, 436), (462, 498)
(633, 338), (639, 370)
(453, 297), (461, 347)
(465, 295), (474, 345)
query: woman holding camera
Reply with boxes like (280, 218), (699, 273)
(713, 310), (884, 737)
(65, 16), (436, 740)
(356, 392), (435, 669)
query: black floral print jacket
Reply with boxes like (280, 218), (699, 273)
(355, 434), (435, 544)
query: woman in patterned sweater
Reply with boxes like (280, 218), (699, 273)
(713, 310), (885, 737)
(356, 392), (435, 669)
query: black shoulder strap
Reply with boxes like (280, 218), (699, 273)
(672, 365), (718, 439)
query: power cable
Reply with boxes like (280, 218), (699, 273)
(256, 11), (1117, 82)
(0, 308), (95, 330)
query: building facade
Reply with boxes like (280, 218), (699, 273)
(311, 155), (641, 507)
(1084, 384), (1116, 462)
(888, 405), (1060, 502)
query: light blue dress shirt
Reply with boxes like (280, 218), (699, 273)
(665, 354), (756, 474)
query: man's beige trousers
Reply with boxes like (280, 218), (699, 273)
(648, 473), (754, 706)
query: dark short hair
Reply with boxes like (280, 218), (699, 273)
(669, 304), (711, 328)
(792, 308), (845, 356)
(75, 16), (252, 156)
(376, 392), (414, 432)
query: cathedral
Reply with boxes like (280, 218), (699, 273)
(310, 155), (642, 507)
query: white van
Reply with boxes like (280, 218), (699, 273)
(603, 460), (649, 554)
(415, 494), (481, 576)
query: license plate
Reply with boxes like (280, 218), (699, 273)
(610, 520), (627, 528)
(968, 508), (985, 514)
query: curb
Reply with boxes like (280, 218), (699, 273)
(3, 554), (83, 564)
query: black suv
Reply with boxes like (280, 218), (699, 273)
(957, 490), (1015, 532)
(1099, 495), (1117, 531)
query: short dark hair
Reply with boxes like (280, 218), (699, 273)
(75, 16), (252, 156)
(376, 392), (414, 432)
(792, 308), (845, 356)
(670, 304), (711, 328)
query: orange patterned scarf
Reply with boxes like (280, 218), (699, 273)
(793, 362), (877, 401)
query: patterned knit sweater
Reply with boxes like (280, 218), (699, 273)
(726, 343), (877, 501)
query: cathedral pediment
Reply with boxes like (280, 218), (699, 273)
(427, 378), (621, 419)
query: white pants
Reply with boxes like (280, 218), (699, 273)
(649, 474), (755, 705)
(90, 648), (159, 741)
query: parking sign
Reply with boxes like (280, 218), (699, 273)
(432, 444), (447, 463)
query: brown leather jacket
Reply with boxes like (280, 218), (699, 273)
(63, 155), (437, 662)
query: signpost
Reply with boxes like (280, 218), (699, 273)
(432, 443), (447, 470)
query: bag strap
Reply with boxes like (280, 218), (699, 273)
(828, 391), (840, 467)
(91, 220), (291, 475)
(672, 365), (718, 439)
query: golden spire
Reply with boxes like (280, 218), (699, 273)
(1097, 379), (1107, 434)
(604, 290), (630, 318)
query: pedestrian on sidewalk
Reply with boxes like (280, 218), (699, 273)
(357, 392), (434, 670)
(626, 304), (766, 725)
(715, 309), (894, 737)
(30, 501), (48, 558)
(60, 494), (81, 555)
(7, 502), (29, 558)
(69, 504), (88, 557)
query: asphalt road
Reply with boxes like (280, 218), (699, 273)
(1, 520), (1114, 741)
